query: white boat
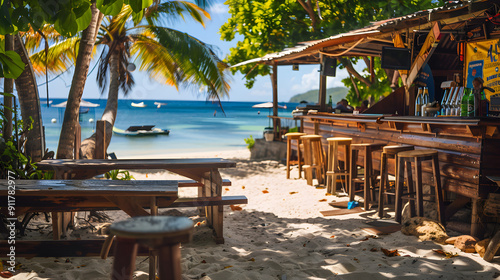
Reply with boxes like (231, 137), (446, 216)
(154, 102), (167, 108)
(131, 102), (147, 108)
(113, 125), (170, 136)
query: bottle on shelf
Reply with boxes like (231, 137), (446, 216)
(421, 87), (430, 116)
(460, 88), (470, 117)
(328, 95), (333, 107)
(453, 87), (464, 116)
(415, 88), (423, 116)
(479, 91), (489, 117)
(445, 87), (457, 116)
(440, 88), (449, 116)
(467, 89), (475, 117)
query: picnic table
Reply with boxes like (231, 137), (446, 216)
(35, 158), (240, 244)
(0, 179), (178, 258)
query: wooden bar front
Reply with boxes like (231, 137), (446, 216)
(302, 113), (500, 237)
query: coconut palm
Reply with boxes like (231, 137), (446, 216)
(29, 1), (230, 158)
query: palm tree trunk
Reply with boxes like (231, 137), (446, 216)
(56, 2), (103, 159)
(13, 34), (45, 162)
(80, 50), (120, 159)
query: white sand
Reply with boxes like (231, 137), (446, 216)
(4, 148), (500, 279)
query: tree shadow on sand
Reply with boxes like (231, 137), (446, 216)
(165, 207), (500, 280)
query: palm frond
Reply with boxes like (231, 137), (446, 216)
(145, 1), (210, 27)
(29, 37), (81, 76)
(108, 5), (133, 36)
(22, 25), (65, 55)
(143, 26), (230, 99)
(131, 33), (182, 89)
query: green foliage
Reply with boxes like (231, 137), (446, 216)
(0, 39), (25, 79)
(105, 169), (135, 180)
(341, 57), (392, 106)
(289, 87), (348, 103)
(288, 127), (299, 133)
(0, 103), (44, 179)
(221, 0), (441, 88)
(0, 0), (152, 37)
(244, 135), (255, 150)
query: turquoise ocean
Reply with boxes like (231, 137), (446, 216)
(39, 99), (299, 157)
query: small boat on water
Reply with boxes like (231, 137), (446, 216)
(154, 102), (167, 108)
(113, 125), (170, 136)
(131, 101), (147, 108)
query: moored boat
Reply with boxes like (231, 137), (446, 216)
(131, 101), (147, 108)
(112, 125), (170, 136)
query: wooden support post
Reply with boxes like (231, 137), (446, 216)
(319, 54), (327, 112)
(272, 61), (279, 140)
(95, 120), (106, 159)
(74, 123), (81, 159)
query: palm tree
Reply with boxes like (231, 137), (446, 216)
(30, 1), (230, 158)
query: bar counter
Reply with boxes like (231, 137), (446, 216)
(302, 113), (500, 237)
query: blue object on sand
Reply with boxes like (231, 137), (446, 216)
(347, 201), (359, 209)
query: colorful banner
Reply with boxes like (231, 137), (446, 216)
(465, 39), (500, 99)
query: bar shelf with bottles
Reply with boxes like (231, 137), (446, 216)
(419, 85), (491, 118)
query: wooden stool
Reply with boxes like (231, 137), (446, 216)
(285, 132), (307, 179)
(377, 145), (415, 218)
(326, 137), (352, 195)
(110, 216), (193, 280)
(394, 149), (444, 224)
(300, 135), (326, 186)
(349, 143), (385, 210)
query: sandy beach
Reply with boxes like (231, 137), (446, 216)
(3, 148), (500, 280)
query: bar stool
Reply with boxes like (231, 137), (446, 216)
(285, 132), (307, 179)
(109, 216), (193, 280)
(349, 143), (386, 210)
(394, 149), (444, 224)
(300, 135), (326, 186)
(326, 137), (352, 195)
(377, 145), (415, 218)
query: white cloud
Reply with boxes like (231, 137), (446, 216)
(209, 3), (228, 14)
(289, 61), (367, 93)
(291, 67), (320, 93)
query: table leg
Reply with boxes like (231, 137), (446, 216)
(158, 243), (182, 280)
(111, 237), (138, 280)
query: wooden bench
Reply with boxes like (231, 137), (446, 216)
(0, 178), (247, 255)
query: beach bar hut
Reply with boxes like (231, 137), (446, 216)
(233, 0), (500, 238)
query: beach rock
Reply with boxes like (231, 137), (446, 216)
(401, 217), (448, 244)
(475, 238), (500, 257)
(476, 238), (490, 257)
(445, 236), (458, 245)
(453, 235), (478, 253)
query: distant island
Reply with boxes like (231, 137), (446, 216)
(289, 87), (348, 103)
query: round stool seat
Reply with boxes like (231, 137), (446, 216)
(110, 216), (193, 243)
(327, 137), (352, 145)
(110, 216), (194, 280)
(397, 149), (438, 158)
(285, 132), (307, 138)
(382, 145), (414, 155)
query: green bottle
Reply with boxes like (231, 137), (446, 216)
(460, 88), (469, 117)
(467, 90), (475, 117)
(328, 96), (333, 107)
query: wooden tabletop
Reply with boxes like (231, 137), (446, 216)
(0, 179), (178, 196)
(36, 158), (236, 171)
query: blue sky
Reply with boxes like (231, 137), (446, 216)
(36, 2), (355, 103)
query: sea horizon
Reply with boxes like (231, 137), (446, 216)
(33, 98), (299, 158)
